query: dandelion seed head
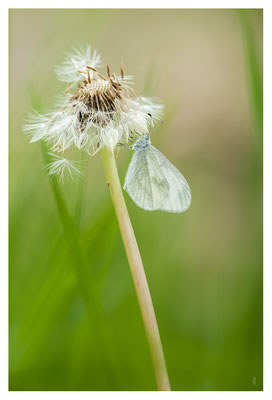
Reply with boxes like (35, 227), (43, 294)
(24, 46), (164, 179)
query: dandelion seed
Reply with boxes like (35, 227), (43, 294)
(55, 45), (102, 84)
(43, 153), (84, 182)
(23, 111), (49, 143)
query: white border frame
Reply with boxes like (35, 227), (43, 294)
(3, 2), (270, 398)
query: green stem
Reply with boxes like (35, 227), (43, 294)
(101, 148), (171, 391)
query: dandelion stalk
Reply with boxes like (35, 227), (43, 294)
(101, 147), (171, 391)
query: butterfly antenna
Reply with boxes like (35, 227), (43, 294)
(148, 116), (164, 135)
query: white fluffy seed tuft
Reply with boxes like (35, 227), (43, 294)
(55, 45), (102, 84)
(43, 153), (84, 182)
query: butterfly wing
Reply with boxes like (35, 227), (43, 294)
(124, 146), (170, 211)
(149, 145), (191, 213)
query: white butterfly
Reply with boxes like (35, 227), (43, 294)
(124, 133), (191, 213)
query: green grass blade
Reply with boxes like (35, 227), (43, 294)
(239, 9), (263, 145)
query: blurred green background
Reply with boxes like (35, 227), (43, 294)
(9, 9), (263, 391)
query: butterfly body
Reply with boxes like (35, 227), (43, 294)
(131, 133), (151, 150)
(124, 134), (191, 213)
